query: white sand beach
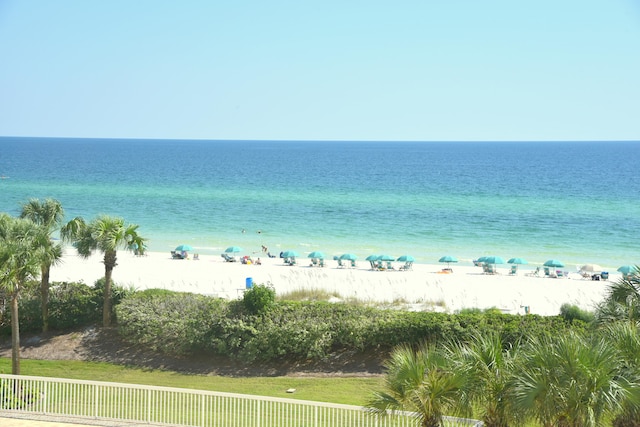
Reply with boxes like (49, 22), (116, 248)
(49, 250), (614, 316)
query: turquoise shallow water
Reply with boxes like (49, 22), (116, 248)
(1, 137), (639, 269)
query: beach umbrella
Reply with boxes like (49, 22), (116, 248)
(366, 254), (380, 261)
(175, 244), (193, 252)
(225, 246), (242, 254)
(308, 251), (325, 259)
(579, 263), (603, 272)
(339, 253), (358, 261)
(483, 256), (504, 265)
(439, 255), (458, 263)
(281, 250), (300, 258)
(377, 254), (395, 262)
(476, 256), (489, 263)
(544, 259), (565, 268)
(618, 265), (637, 275)
(507, 257), (528, 265)
(397, 255), (415, 262)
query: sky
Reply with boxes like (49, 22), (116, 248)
(1, 1), (639, 141)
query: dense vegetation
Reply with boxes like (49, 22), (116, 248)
(2, 281), (584, 362)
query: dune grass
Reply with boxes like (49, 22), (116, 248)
(0, 358), (382, 406)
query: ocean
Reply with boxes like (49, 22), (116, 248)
(1, 137), (638, 270)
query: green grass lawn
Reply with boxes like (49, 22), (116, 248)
(0, 358), (383, 406)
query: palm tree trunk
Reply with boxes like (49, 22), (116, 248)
(103, 251), (117, 327)
(41, 264), (50, 332)
(11, 292), (21, 375)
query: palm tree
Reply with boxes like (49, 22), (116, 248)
(61, 215), (145, 327)
(512, 331), (632, 427)
(443, 332), (521, 426)
(0, 214), (48, 374)
(19, 198), (64, 332)
(603, 322), (640, 426)
(595, 267), (640, 324)
(367, 342), (469, 427)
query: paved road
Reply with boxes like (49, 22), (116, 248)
(0, 415), (137, 426)
(0, 418), (97, 426)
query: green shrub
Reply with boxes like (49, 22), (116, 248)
(48, 282), (102, 329)
(114, 290), (587, 363)
(560, 303), (595, 324)
(242, 284), (276, 315)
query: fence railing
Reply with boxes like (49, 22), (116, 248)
(0, 374), (482, 427)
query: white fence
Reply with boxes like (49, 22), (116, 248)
(0, 374), (483, 427)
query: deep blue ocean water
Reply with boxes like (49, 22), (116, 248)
(1, 137), (638, 269)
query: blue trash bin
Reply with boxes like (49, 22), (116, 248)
(246, 277), (253, 289)
(601, 272), (609, 280)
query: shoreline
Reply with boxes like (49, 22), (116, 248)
(49, 249), (615, 316)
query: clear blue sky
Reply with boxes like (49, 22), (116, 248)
(1, 1), (639, 141)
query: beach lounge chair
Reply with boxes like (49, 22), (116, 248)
(171, 251), (185, 259)
(556, 270), (564, 278)
(509, 265), (517, 275)
(399, 261), (413, 271)
(483, 264), (496, 274)
(319, 258), (325, 267)
(221, 253), (237, 262)
(351, 260), (357, 268)
(337, 259), (344, 268)
(526, 266), (540, 277)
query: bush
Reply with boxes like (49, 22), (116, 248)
(560, 303), (595, 324)
(114, 290), (587, 363)
(0, 279), (127, 335)
(242, 284), (276, 315)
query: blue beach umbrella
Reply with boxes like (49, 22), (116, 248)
(281, 250), (300, 258)
(175, 244), (193, 252)
(618, 265), (637, 275)
(507, 258), (528, 265)
(483, 256), (504, 265)
(397, 255), (415, 262)
(225, 246), (242, 254)
(543, 259), (565, 268)
(377, 254), (395, 262)
(339, 253), (358, 261)
(366, 254), (380, 261)
(308, 251), (325, 259)
(439, 255), (458, 269)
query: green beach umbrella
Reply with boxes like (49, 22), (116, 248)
(507, 257), (528, 265)
(225, 246), (242, 253)
(175, 244), (193, 252)
(339, 253), (358, 261)
(543, 259), (565, 268)
(397, 255), (415, 262)
(308, 251), (325, 259)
